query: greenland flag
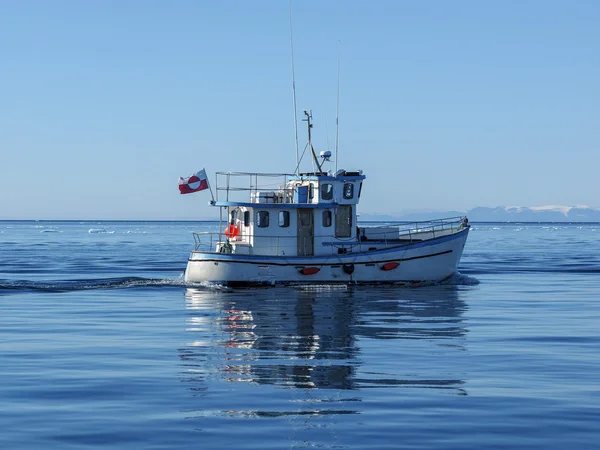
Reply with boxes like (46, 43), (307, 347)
(179, 169), (209, 194)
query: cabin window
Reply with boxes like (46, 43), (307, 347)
(299, 211), (312, 227)
(322, 210), (332, 227)
(243, 210), (250, 227)
(256, 211), (269, 228)
(343, 183), (354, 199)
(358, 182), (363, 198)
(230, 209), (238, 223)
(279, 211), (290, 227)
(309, 183), (315, 201)
(320, 183), (333, 200)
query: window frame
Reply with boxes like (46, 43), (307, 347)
(343, 183), (354, 200)
(256, 210), (270, 228)
(322, 210), (332, 227)
(278, 210), (290, 228)
(320, 183), (334, 201)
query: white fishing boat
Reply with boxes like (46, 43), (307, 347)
(183, 111), (470, 286)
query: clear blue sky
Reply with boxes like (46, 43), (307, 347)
(1, 1), (598, 220)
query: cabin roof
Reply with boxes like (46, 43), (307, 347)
(211, 201), (338, 209)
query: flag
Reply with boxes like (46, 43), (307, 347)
(179, 169), (209, 194)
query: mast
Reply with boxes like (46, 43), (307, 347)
(335, 41), (340, 173)
(288, 0), (300, 173)
(303, 110), (323, 173)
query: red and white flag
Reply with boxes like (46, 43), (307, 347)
(179, 169), (209, 194)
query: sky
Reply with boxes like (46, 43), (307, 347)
(1, 0), (598, 220)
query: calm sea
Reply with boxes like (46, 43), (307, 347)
(1, 221), (600, 449)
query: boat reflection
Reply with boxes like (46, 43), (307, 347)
(181, 284), (468, 393)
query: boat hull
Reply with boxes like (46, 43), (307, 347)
(184, 226), (469, 286)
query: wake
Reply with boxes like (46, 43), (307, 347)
(0, 277), (189, 293)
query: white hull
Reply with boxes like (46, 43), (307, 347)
(185, 227), (469, 286)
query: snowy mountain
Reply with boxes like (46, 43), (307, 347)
(467, 205), (600, 222)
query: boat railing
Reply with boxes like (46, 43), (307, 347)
(215, 171), (299, 204)
(191, 216), (467, 255)
(192, 232), (219, 251)
(361, 216), (467, 241)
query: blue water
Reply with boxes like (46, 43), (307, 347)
(1, 221), (600, 449)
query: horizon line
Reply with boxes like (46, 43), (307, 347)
(2, 219), (600, 224)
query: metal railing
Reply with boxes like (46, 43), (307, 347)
(363, 216), (466, 241)
(193, 231), (219, 251)
(191, 216), (467, 256)
(215, 172), (298, 204)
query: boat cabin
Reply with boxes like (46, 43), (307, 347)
(209, 169), (366, 257)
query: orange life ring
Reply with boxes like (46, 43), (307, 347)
(224, 224), (239, 238)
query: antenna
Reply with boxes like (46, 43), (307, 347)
(289, 0), (300, 174)
(335, 40), (340, 173)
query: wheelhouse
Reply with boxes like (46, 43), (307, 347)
(201, 169), (365, 257)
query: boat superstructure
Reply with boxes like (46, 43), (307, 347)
(184, 113), (469, 286)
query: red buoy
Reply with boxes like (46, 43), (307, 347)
(299, 267), (320, 275)
(380, 262), (399, 271)
(224, 224), (239, 238)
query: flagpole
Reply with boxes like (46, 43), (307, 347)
(205, 168), (216, 204)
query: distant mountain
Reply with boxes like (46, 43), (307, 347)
(360, 206), (600, 222)
(467, 206), (600, 222)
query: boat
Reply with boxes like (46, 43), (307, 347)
(183, 111), (470, 286)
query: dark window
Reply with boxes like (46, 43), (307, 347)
(243, 210), (250, 227)
(320, 183), (333, 200)
(309, 183), (315, 200)
(279, 211), (290, 227)
(299, 211), (312, 227)
(343, 183), (354, 199)
(322, 210), (332, 227)
(358, 182), (363, 198)
(257, 211), (269, 228)
(230, 209), (238, 223)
